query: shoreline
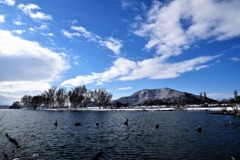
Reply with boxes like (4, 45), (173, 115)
(35, 106), (237, 112)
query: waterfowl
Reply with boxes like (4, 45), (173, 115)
(96, 123), (99, 126)
(124, 118), (128, 126)
(196, 126), (202, 132)
(74, 122), (81, 126)
(54, 119), (58, 126)
(155, 124), (160, 129)
(5, 133), (20, 148)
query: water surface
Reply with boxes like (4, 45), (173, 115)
(0, 109), (240, 159)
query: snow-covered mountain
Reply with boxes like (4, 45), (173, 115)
(113, 88), (216, 106)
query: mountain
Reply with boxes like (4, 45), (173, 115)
(113, 88), (217, 106)
(0, 105), (10, 109)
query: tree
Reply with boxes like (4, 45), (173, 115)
(234, 89), (238, 101)
(44, 86), (57, 108)
(31, 95), (44, 109)
(83, 91), (92, 107)
(21, 95), (33, 108)
(56, 88), (68, 108)
(68, 85), (87, 109)
(91, 89), (112, 107)
(9, 101), (21, 109)
(200, 92), (203, 105)
(203, 92), (207, 102)
(233, 89), (239, 110)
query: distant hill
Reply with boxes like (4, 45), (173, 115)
(0, 105), (10, 109)
(113, 88), (217, 106)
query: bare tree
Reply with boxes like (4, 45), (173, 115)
(68, 85), (87, 109)
(83, 91), (92, 107)
(200, 92), (203, 106)
(9, 101), (21, 109)
(44, 86), (57, 108)
(56, 88), (68, 108)
(21, 95), (32, 108)
(203, 92), (206, 102)
(234, 90), (238, 100)
(91, 89), (112, 108)
(31, 95), (44, 109)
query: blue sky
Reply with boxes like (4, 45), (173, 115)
(0, 0), (239, 105)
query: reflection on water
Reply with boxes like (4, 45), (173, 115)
(0, 109), (240, 159)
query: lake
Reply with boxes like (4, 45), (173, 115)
(0, 109), (240, 160)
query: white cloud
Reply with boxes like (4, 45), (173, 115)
(0, 81), (52, 104)
(29, 27), (35, 32)
(12, 30), (25, 35)
(102, 37), (122, 55)
(208, 93), (233, 100)
(115, 87), (132, 91)
(61, 55), (220, 87)
(69, 19), (78, 24)
(0, 15), (5, 23)
(120, 0), (138, 11)
(28, 24), (48, 33)
(13, 20), (25, 26)
(230, 57), (240, 62)
(0, 30), (69, 104)
(108, 87), (132, 92)
(134, 0), (240, 59)
(0, 29), (69, 84)
(61, 30), (80, 39)
(18, 3), (52, 21)
(62, 26), (123, 55)
(0, 81), (51, 94)
(61, 57), (135, 86)
(0, 0), (15, 6)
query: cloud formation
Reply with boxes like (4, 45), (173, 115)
(61, 55), (220, 87)
(13, 20), (25, 26)
(0, 30), (69, 100)
(62, 26), (123, 55)
(18, 3), (52, 21)
(0, 15), (5, 23)
(230, 57), (240, 62)
(0, 0), (15, 6)
(134, 0), (240, 59)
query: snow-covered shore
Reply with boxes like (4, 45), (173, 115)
(38, 106), (238, 112)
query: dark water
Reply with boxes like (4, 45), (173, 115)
(0, 109), (240, 160)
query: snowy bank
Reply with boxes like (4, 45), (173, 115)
(37, 106), (237, 112)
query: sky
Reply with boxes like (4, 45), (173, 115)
(0, 0), (239, 105)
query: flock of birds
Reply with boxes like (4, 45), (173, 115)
(54, 118), (202, 131)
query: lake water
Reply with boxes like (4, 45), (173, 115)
(0, 109), (240, 160)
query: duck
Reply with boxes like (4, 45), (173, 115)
(196, 126), (202, 132)
(54, 119), (58, 126)
(155, 124), (160, 129)
(5, 133), (20, 148)
(74, 122), (81, 126)
(124, 118), (129, 126)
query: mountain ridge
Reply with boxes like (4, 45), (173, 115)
(113, 87), (216, 106)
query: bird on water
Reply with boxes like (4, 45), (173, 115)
(54, 119), (58, 126)
(196, 126), (202, 132)
(124, 118), (129, 126)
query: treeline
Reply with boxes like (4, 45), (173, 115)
(10, 85), (112, 109)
